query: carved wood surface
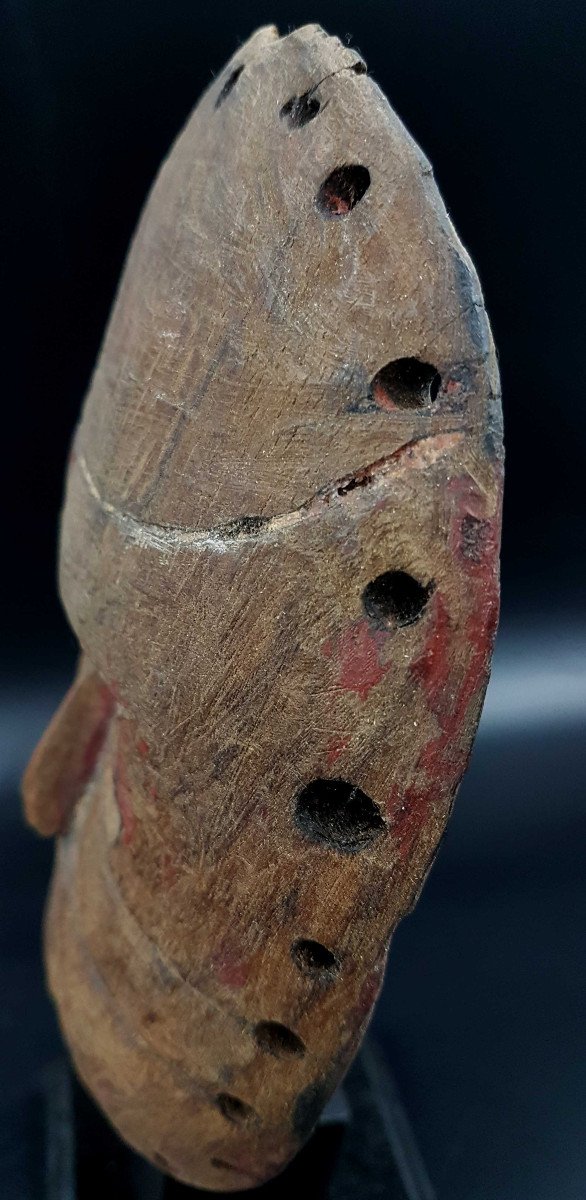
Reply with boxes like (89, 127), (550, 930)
(23, 23), (503, 1191)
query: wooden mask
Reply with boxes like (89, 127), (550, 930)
(23, 23), (503, 1192)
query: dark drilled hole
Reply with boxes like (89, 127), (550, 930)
(316, 165), (371, 217)
(215, 64), (244, 109)
(295, 779), (385, 853)
(281, 91), (321, 128)
(370, 357), (441, 410)
(254, 1021), (306, 1058)
(291, 939), (340, 980)
(211, 1157), (240, 1173)
(362, 571), (433, 629)
(153, 1153), (169, 1172)
(216, 1092), (256, 1125)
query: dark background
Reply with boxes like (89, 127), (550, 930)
(1, 3), (584, 1199)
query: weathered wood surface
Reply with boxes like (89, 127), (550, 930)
(23, 23), (503, 1191)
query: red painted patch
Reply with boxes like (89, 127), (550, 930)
(326, 735), (351, 767)
(410, 592), (452, 721)
(447, 476), (501, 575)
(322, 619), (390, 701)
(387, 785), (434, 861)
(416, 585), (496, 783)
(136, 738), (149, 759)
(371, 379), (399, 412)
(367, 472), (501, 870)
(415, 485), (500, 785)
(211, 945), (250, 989)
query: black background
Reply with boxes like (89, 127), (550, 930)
(1, 4), (585, 1199)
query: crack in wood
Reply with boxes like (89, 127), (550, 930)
(77, 430), (464, 555)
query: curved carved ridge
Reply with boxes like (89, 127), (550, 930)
(77, 430), (464, 554)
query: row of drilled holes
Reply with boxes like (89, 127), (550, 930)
(210, 59), (437, 1164)
(211, 573), (432, 1130)
(213, 941), (338, 1127)
(215, 61), (442, 412)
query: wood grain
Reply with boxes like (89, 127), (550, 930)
(23, 23), (503, 1191)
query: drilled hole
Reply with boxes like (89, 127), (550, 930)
(362, 571), (433, 629)
(370, 357), (441, 409)
(211, 1157), (239, 1173)
(281, 91), (321, 128)
(216, 1092), (255, 1125)
(254, 1020), (306, 1058)
(316, 165), (371, 216)
(215, 64), (244, 109)
(352, 59), (367, 74)
(291, 939), (340, 980)
(295, 779), (385, 853)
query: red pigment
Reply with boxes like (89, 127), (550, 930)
(371, 379), (399, 412)
(323, 188), (350, 215)
(410, 592), (452, 720)
(416, 577), (497, 782)
(212, 946), (250, 989)
(387, 785), (434, 862)
(386, 472), (501, 859)
(322, 619), (390, 701)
